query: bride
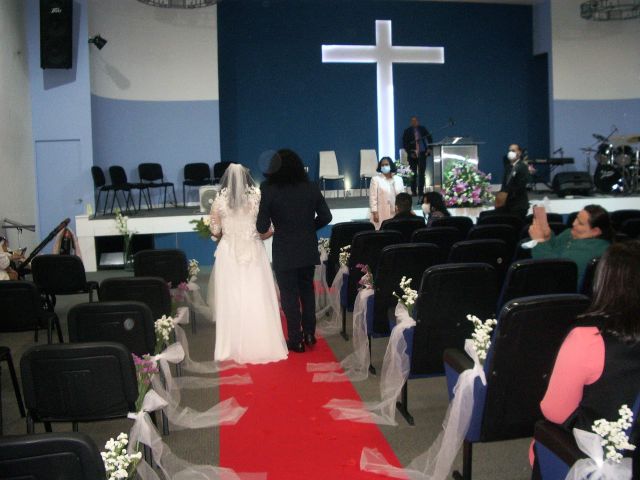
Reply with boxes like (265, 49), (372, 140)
(210, 163), (288, 364)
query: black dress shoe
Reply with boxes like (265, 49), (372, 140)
(287, 341), (305, 353)
(303, 333), (317, 346)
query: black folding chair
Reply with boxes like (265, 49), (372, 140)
(68, 301), (156, 357)
(182, 163), (212, 207)
(621, 218), (640, 238)
(0, 432), (106, 479)
(579, 257), (599, 297)
(138, 163), (177, 208)
(90, 166), (116, 216)
(133, 250), (196, 332)
(430, 216), (473, 237)
(325, 221), (374, 286)
(497, 258), (578, 312)
(380, 217), (426, 243)
(108, 165), (152, 213)
(411, 226), (462, 259)
(397, 263), (498, 425)
(443, 294), (590, 480)
(0, 281), (62, 344)
(342, 230), (402, 340)
(611, 209), (640, 231)
(367, 243), (442, 374)
(476, 213), (524, 233)
(213, 161), (232, 184)
(0, 347), (26, 434)
(467, 224), (518, 259)
(448, 239), (511, 284)
(20, 342), (138, 433)
(99, 277), (171, 322)
(30, 255), (98, 312)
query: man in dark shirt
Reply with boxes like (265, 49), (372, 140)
(402, 116), (433, 197)
(502, 144), (529, 220)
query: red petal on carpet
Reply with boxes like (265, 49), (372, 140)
(219, 337), (402, 479)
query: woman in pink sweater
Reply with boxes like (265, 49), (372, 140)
(531, 240), (640, 466)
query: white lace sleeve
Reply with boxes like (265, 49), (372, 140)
(210, 196), (223, 236)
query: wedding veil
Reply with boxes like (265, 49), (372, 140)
(219, 163), (256, 210)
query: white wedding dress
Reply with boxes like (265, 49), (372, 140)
(210, 181), (288, 364)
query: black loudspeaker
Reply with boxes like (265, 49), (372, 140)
(40, 0), (73, 69)
(552, 171), (593, 197)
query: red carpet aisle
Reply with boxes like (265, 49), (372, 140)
(219, 337), (403, 479)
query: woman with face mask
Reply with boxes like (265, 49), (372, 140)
(421, 191), (451, 227)
(369, 156), (404, 230)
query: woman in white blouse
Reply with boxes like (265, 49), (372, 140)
(369, 156), (405, 230)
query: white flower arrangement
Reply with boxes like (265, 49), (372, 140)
(114, 209), (130, 237)
(467, 314), (497, 362)
(188, 259), (200, 282)
(339, 245), (351, 267)
(154, 315), (175, 352)
(592, 404), (636, 463)
(393, 276), (418, 316)
(318, 238), (330, 256)
(101, 433), (142, 480)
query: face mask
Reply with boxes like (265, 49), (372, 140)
(507, 151), (518, 161)
(422, 204), (430, 215)
(381, 165), (391, 174)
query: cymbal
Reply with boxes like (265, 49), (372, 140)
(610, 134), (640, 144)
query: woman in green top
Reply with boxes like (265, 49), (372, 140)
(528, 204), (612, 285)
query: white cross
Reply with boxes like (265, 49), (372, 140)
(322, 20), (444, 159)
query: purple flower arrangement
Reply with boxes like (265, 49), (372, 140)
(443, 161), (494, 207)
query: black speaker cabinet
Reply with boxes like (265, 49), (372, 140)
(40, 0), (73, 69)
(552, 171), (593, 197)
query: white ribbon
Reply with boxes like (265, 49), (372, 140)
(310, 287), (373, 382)
(185, 281), (214, 325)
(127, 391), (258, 480)
(314, 246), (332, 319)
(324, 302), (416, 425)
(360, 340), (486, 480)
(565, 429), (633, 480)
(316, 265), (348, 334)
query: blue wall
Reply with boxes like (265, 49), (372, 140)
(218, 0), (545, 184)
(25, 0), (94, 235)
(91, 95), (222, 205)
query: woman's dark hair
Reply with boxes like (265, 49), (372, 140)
(581, 240), (640, 342)
(376, 156), (397, 173)
(422, 191), (450, 217)
(264, 149), (309, 186)
(584, 204), (613, 241)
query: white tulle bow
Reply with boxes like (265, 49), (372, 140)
(360, 339), (486, 479)
(566, 429), (633, 480)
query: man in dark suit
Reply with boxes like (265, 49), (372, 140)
(503, 144), (530, 220)
(257, 149), (332, 353)
(402, 116), (433, 197)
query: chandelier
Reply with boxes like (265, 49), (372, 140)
(136, 0), (217, 8)
(580, 0), (640, 20)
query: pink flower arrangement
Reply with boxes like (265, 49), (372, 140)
(356, 263), (374, 290)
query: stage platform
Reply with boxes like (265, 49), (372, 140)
(76, 191), (640, 272)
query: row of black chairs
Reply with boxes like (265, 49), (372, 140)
(91, 162), (233, 215)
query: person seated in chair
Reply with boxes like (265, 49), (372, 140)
(421, 191), (450, 227)
(530, 240), (640, 470)
(0, 236), (22, 280)
(529, 204), (612, 285)
(380, 193), (416, 230)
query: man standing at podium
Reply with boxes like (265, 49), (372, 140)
(402, 115), (433, 197)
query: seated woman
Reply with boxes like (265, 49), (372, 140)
(421, 191), (450, 227)
(0, 236), (21, 280)
(529, 204), (611, 284)
(531, 241), (640, 467)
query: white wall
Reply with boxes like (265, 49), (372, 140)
(552, 0), (640, 100)
(0, 0), (37, 247)
(88, 0), (219, 101)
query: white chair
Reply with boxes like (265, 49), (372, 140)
(319, 151), (345, 198)
(359, 149), (378, 196)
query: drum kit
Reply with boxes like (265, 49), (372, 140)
(582, 131), (640, 194)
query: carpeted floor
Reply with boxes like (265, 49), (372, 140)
(0, 267), (532, 479)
